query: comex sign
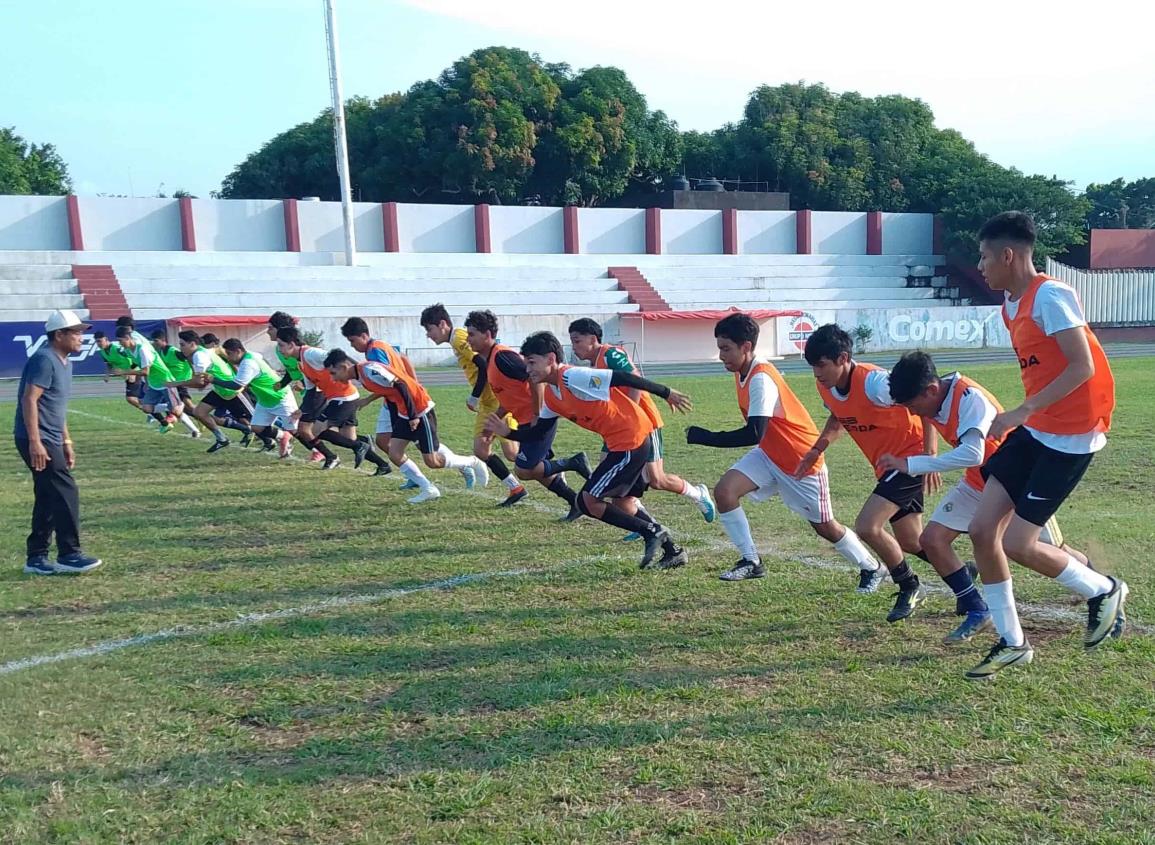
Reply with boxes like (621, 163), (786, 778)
(887, 311), (999, 344)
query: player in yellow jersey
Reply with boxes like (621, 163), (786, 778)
(420, 304), (528, 506)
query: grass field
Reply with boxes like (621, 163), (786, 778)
(1, 358), (1153, 844)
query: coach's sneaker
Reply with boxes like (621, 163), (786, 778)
(965, 638), (1034, 680)
(399, 478), (420, 491)
(277, 430), (293, 459)
(407, 484), (441, 504)
(498, 485), (528, 507)
(568, 452), (591, 481)
(657, 544), (688, 571)
(640, 529), (671, 570)
(696, 484), (717, 522)
(720, 558), (765, 581)
(352, 440), (371, 469)
(472, 457), (490, 488)
(372, 463), (392, 477)
(944, 611), (995, 645)
(53, 553), (103, 575)
(323, 455), (342, 471)
(886, 580), (926, 623)
(23, 555), (54, 576)
(856, 565), (886, 594)
(206, 438), (230, 454)
(1086, 577), (1129, 649)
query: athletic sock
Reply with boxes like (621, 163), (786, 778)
(718, 507), (759, 562)
(889, 561), (920, 592)
(833, 528), (880, 571)
(399, 459), (432, 489)
(1055, 556), (1113, 599)
(600, 502), (660, 539)
(985, 579), (1025, 647)
(546, 475), (578, 507)
(436, 444), (473, 470)
(485, 454), (512, 481)
(944, 566), (988, 613)
(679, 479), (704, 502)
(212, 428), (228, 444)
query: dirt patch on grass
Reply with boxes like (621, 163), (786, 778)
(75, 731), (111, 762)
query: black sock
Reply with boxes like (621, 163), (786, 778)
(634, 505), (655, 524)
(221, 418), (250, 434)
(485, 455), (512, 481)
(600, 502), (660, 539)
(914, 549), (932, 564)
(307, 437), (336, 460)
(152, 411), (167, 424)
(546, 475), (577, 507)
(319, 429), (360, 451)
(889, 561), (919, 590)
(542, 455), (576, 476)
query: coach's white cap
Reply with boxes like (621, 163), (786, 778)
(45, 309), (92, 332)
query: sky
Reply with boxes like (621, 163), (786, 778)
(2, 0), (1152, 199)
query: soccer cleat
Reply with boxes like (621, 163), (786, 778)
(720, 559), (765, 581)
(407, 485), (441, 504)
(260, 438), (277, 452)
(657, 545), (688, 570)
(1086, 578), (1129, 649)
(696, 484), (717, 522)
(239, 432), (253, 448)
(965, 638), (1034, 680)
(560, 503), (583, 523)
(206, 439), (230, 453)
(568, 452), (591, 481)
(399, 478), (420, 491)
(373, 464), (392, 477)
(640, 529), (671, 570)
(886, 581), (927, 623)
(53, 553), (103, 575)
(309, 449), (325, 463)
(352, 440), (370, 469)
(498, 485), (528, 507)
(944, 611), (995, 645)
(460, 465), (477, 489)
(158, 423), (173, 434)
(23, 555), (55, 576)
(622, 531), (642, 542)
(856, 566), (886, 594)
(277, 430), (293, 459)
(472, 457), (490, 488)
(323, 456), (342, 471)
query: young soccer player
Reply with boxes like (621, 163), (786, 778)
(465, 310), (587, 519)
(197, 339), (295, 458)
(276, 327), (391, 474)
(93, 330), (146, 417)
(686, 314), (882, 584)
(173, 330), (260, 453)
(960, 211), (1128, 679)
(485, 331), (691, 570)
(114, 326), (200, 437)
(421, 303), (528, 506)
(150, 330), (201, 435)
(797, 324), (940, 623)
(569, 317), (715, 533)
(324, 348), (487, 503)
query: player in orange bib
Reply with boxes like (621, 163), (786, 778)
(797, 324), (941, 624)
(464, 310), (588, 520)
(960, 211), (1128, 679)
(684, 313), (881, 584)
(485, 331), (692, 571)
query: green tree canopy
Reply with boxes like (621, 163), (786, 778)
(1085, 178), (1155, 229)
(0, 127), (71, 195)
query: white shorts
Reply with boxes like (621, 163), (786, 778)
(375, 403), (394, 436)
(252, 393), (299, 432)
(931, 480), (1062, 545)
(730, 447), (833, 524)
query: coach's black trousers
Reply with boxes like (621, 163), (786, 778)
(14, 439), (81, 559)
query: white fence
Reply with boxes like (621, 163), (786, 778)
(1046, 258), (1155, 326)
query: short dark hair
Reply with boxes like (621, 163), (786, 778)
(150, 329), (166, 341)
(323, 348), (352, 368)
(803, 324), (853, 366)
(464, 310), (498, 337)
(978, 211), (1036, 248)
(115, 325), (133, 339)
(714, 313), (759, 347)
(201, 333), (220, 347)
(115, 315), (134, 329)
(223, 338), (245, 353)
(567, 318), (603, 340)
(268, 311), (295, 329)
(521, 331), (563, 360)
(889, 351), (939, 404)
(420, 303), (451, 329)
(177, 330), (199, 344)
(93, 330), (107, 341)
(341, 317), (369, 338)
(276, 326), (303, 345)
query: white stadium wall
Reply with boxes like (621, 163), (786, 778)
(80, 197), (183, 251)
(297, 201), (386, 253)
(660, 210), (723, 255)
(737, 210), (796, 254)
(880, 212), (934, 256)
(191, 199), (286, 252)
(577, 208), (647, 254)
(396, 203), (476, 253)
(811, 211), (868, 255)
(0, 196), (71, 251)
(489, 206), (565, 254)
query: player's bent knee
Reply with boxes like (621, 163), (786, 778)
(578, 492), (598, 517)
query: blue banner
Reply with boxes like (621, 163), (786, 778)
(0, 320), (167, 379)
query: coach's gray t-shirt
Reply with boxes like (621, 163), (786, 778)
(13, 347), (72, 445)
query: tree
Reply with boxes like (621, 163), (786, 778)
(0, 127), (71, 194)
(1085, 177), (1155, 229)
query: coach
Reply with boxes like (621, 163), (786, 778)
(13, 310), (102, 576)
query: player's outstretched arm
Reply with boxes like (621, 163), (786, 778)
(794, 413), (843, 479)
(686, 416), (769, 449)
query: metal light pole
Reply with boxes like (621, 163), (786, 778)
(323, 0), (357, 266)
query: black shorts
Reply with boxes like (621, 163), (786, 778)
(202, 391), (254, 421)
(583, 437), (653, 500)
(981, 426), (1095, 525)
(176, 386), (194, 407)
(298, 388), (326, 423)
(124, 377), (144, 399)
(391, 408), (440, 454)
(515, 416), (559, 470)
(317, 399), (358, 429)
(873, 470), (924, 523)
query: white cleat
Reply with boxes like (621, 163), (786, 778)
(408, 485), (442, 504)
(696, 483), (716, 522)
(472, 457), (490, 488)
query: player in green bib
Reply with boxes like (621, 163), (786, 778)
(94, 330), (147, 418)
(197, 338), (296, 458)
(174, 330), (270, 453)
(114, 326), (200, 436)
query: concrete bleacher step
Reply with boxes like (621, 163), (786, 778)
(2, 294), (90, 309)
(129, 303), (640, 320)
(646, 265), (926, 279)
(663, 287), (939, 303)
(0, 264), (75, 281)
(0, 278), (82, 295)
(113, 265), (615, 282)
(122, 291), (633, 309)
(115, 278), (625, 295)
(0, 308), (91, 322)
(671, 298), (939, 311)
(651, 276), (911, 291)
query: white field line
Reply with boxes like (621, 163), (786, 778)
(0, 407), (1139, 677)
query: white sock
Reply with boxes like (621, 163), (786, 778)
(437, 444), (473, 470)
(984, 579), (1025, 647)
(833, 528), (880, 571)
(178, 413), (199, 434)
(1055, 556), (1113, 599)
(718, 507), (759, 562)
(679, 479), (704, 502)
(399, 459), (431, 489)
(503, 475), (520, 490)
(213, 428), (228, 443)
